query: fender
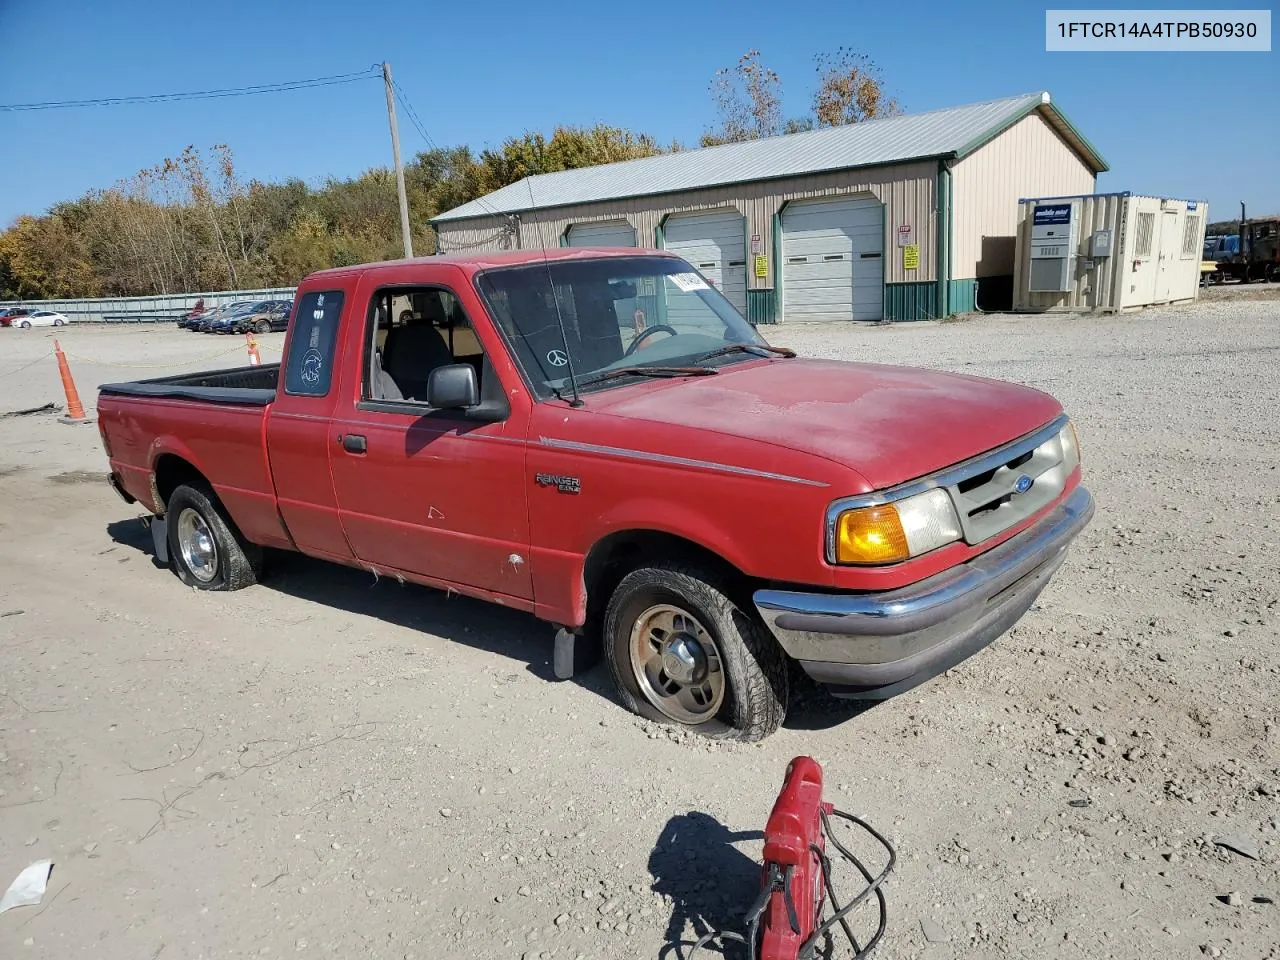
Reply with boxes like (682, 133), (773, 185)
(535, 496), (760, 628)
(147, 434), (209, 515)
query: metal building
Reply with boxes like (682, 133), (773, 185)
(431, 91), (1106, 323)
(1013, 193), (1208, 313)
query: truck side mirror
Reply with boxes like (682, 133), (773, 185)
(427, 363), (479, 409)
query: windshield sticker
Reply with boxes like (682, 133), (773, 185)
(668, 272), (709, 293)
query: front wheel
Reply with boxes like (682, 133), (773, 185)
(603, 562), (788, 741)
(166, 481), (262, 591)
(19, 321), (30, 329)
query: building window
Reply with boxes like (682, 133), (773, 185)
(1182, 216), (1201, 258)
(1135, 212), (1155, 258)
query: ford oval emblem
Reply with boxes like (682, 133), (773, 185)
(1014, 474), (1034, 494)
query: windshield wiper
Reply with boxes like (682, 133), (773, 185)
(693, 343), (796, 364)
(577, 366), (720, 388)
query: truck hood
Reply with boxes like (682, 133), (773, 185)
(587, 358), (1064, 490)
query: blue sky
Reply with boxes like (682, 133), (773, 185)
(0, 0), (1275, 226)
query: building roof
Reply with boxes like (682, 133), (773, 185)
(433, 91), (1108, 224)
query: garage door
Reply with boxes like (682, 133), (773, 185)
(662, 210), (748, 315)
(781, 196), (884, 321)
(566, 220), (637, 248)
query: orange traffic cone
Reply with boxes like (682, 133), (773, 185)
(245, 332), (261, 366)
(54, 339), (93, 425)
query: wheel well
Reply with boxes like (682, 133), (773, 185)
(153, 455), (207, 513)
(582, 530), (750, 630)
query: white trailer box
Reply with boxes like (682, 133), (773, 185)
(1013, 193), (1207, 312)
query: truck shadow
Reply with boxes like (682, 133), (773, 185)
(104, 518), (616, 703)
(649, 811), (762, 960)
(106, 518), (887, 731)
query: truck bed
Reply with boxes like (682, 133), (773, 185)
(99, 363), (279, 405)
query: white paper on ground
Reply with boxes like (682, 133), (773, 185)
(0, 860), (53, 914)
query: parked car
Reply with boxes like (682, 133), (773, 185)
(97, 248), (1094, 741)
(14, 310), (69, 328)
(190, 301), (256, 332)
(0, 307), (31, 327)
(177, 299), (210, 329)
(208, 300), (274, 334)
(233, 300), (294, 334)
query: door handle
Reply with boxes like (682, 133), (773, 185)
(340, 434), (367, 454)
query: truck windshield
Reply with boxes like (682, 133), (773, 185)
(475, 255), (770, 397)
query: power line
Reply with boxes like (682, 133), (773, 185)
(0, 67), (381, 112)
(391, 79), (520, 239)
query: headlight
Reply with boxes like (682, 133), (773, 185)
(1059, 420), (1080, 475)
(832, 487), (962, 565)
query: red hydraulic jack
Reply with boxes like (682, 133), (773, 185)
(692, 757), (896, 960)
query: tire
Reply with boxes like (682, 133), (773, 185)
(165, 481), (262, 591)
(603, 562), (788, 741)
(254, 320), (270, 334)
(53, 318), (64, 326)
(19, 321), (30, 329)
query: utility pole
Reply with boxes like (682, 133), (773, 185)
(382, 61), (413, 259)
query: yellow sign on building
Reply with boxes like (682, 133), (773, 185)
(754, 254), (768, 279)
(902, 244), (920, 270)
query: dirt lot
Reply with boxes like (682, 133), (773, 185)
(2, 291), (1278, 960)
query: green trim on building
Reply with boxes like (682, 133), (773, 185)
(936, 162), (951, 317)
(746, 289), (777, 325)
(558, 229), (569, 248)
(948, 278), (977, 313)
(884, 282), (940, 321)
(654, 222), (665, 248)
(771, 210), (783, 319)
(952, 98), (1108, 173)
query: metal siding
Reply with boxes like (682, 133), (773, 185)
(950, 113), (1097, 281)
(436, 163), (938, 296)
(883, 282), (940, 320)
(433, 93), (1094, 223)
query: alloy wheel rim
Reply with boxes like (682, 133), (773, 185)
(628, 603), (725, 724)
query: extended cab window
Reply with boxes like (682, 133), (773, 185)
(284, 290), (344, 396)
(364, 287), (495, 408)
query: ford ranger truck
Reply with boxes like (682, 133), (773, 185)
(97, 249), (1095, 741)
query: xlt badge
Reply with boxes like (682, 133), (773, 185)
(535, 473), (581, 494)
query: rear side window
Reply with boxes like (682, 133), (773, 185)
(284, 290), (345, 396)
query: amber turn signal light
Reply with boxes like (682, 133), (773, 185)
(834, 505), (910, 565)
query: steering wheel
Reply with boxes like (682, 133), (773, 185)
(624, 324), (679, 357)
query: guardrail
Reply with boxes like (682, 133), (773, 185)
(0, 287), (296, 324)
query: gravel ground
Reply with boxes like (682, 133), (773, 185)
(1, 289), (1277, 960)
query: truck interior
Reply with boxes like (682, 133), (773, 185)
(365, 287), (499, 406)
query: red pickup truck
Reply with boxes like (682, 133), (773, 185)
(98, 248), (1094, 741)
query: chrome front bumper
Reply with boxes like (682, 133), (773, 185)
(754, 485), (1095, 699)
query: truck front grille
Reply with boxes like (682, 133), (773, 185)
(946, 429), (1071, 544)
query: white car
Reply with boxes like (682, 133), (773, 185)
(15, 311), (69, 328)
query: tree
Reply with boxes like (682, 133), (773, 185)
(701, 49), (783, 146)
(812, 48), (900, 127)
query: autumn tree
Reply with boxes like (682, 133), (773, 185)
(812, 48), (900, 127)
(701, 49), (784, 146)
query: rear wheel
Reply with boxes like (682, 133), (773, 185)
(254, 320), (270, 334)
(166, 481), (262, 591)
(603, 562), (788, 741)
(53, 318), (64, 326)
